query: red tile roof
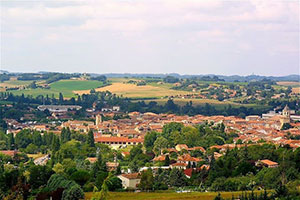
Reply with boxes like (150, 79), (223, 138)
(120, 173), (141, 179)
(86, 157), (97, 163)
(153, 155), (166, 162)
(94, 136), (143, 143)
(260, 159), (278, 166)
(171, 163), (187, 167)
(178, 154), (202, 162)
(0, 150), (19, 157)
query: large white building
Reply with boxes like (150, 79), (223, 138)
(38, 105), (82, 113)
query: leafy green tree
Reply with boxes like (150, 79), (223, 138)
(7, 133), (15, 150)
(164, 155), (170, 166)
(182, 126), (200, 147)
(153, 136), (168, 155)
(59, 92), (64, 104)
(87, 130), (95, 147)
(92, 153), (107, 178)
(62, 158), (77, 175)
(107, 176), (122, 191)
(163, 76), (179, 83)
(93, 172), (113, 200)
(62, 184), (84, 200)
(129, 144), (143, 160)
(139, 169), (154, 191)
(28, 165), (53, 189)
(52, 163), (64, 174)
(144, 131), (158, 152)
(47, 174), (80, 197)
(0, 140), (6, 150)
(57, 140), (82, 160)
(51, 136), (60, 152)
(162, 122), (183, 143)
(169, 168), (187, 187)
(70, 170), (91, 187)
(61, 127), (72, 143)
(25, 144), (38, 154)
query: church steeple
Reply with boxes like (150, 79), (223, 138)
(95, 114), (102, 126)
(282, 105), (290, 118)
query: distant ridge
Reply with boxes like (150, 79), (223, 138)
(1, 70), (299, 82)
(93, 73), (300, 82)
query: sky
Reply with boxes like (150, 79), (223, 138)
(1, 0), (299, 76)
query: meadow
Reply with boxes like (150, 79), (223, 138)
(2, 77), (289, 109)
(75, 82), (192, 98)
(8, 80), (104, 98)
(0, 80), (32, 87)
(85, 190), (270, 200)
(139, 98), (267, 109)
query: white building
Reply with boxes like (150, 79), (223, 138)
(118, 173), (141, 189)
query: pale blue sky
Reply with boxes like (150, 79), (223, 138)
(1, 0), (299, 76)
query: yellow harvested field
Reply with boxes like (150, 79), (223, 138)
(74, 83), (192, 98)
(277, 81), (300, 86)
(292, 87), (300, 94)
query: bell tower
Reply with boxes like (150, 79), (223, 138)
(282, 105), (290, 119)
(95, 114), (102, 126)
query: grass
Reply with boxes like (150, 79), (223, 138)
(85, 190), (270, 200)
(138, 98), (266, 109)
(0, 80), (32, 87)
(9, 80), (104, 98)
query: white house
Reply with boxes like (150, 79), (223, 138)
(118, 173), (141, 189)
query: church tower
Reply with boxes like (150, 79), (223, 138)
(282, 105), (290, 119)
(280, 105), (291, 126)
(95, 114), (102, 126)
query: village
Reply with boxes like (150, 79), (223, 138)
(2, 103), (300, 190)
(5, 104), (300, 148)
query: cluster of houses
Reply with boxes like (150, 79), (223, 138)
(4, 105), (300, 150)
(3, 105), (299, 190)
(113, 143), (279, 189)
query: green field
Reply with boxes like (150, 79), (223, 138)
(0, 80), (33, 87)
(85, 190), (271, 200)
(137, 98), (269, 109)
(1, 78), (283, 110)
(9, 80), (104, 98)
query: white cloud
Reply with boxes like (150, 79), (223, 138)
(1, 0), (299, 75)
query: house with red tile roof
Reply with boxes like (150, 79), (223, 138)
(121, 151), (130, 157)
(118, 173), (141, 189)
(177, 154), (202, 166)
(86, 157), (97, 163)
(255, 159), (279, 168)
(106, 162), (119, 171)
(94, 134), (143, 148)
(153, 155), (166, 162)
(183, 164), (210, 178)
(0, 150), (20, 157)
(170, 162), (188, 169)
